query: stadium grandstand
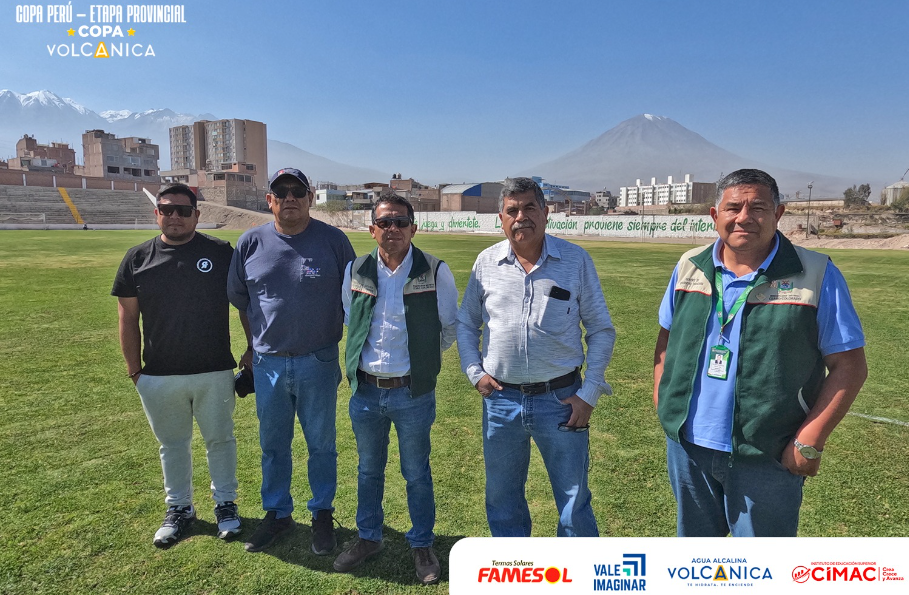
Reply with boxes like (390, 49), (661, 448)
(1, 185), (157, 227)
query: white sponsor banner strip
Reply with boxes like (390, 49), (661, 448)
(450, 537), (907, 593)
(413, 212), (717, 239)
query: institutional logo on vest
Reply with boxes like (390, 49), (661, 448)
(197, 258), (213, 273)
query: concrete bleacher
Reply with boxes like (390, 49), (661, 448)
(0, 186), (77, 224)
(66, 188), (156, 225)
(0, 186), (156, 225)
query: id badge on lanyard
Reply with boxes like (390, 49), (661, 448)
(707, 269), (759, 380)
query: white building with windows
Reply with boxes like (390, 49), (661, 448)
(618, 174), (715, 207)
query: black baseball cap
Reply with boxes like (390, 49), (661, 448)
(268, 168), (310, 191)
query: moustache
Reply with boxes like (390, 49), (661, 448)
(511, 221), (535, 232)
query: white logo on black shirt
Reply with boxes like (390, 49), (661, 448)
(197, 258), (213, 273)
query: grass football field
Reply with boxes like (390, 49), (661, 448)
(0, 230), (906, 595)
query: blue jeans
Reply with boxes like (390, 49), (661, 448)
(482, 379), (598, 537)
(666, 435), (805, 536)
(349, 383), (436, 548)
(252, 347), (342, 518)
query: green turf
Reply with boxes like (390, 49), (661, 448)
(0, 230), (906, 594)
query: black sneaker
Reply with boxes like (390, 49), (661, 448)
(153, 505), (196, 548)
(333, 538), (384, 572)
(214, 501), (241, 539)
(311, 509), (337, 555)
(244, 511), (296, 552)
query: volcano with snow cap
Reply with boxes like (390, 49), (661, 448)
(525, 114), (848, 197)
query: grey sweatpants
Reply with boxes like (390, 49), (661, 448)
(135, 370), (238, 506)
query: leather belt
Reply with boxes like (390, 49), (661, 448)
(357, 369), (411, 389)
(497, 369), (579, 395)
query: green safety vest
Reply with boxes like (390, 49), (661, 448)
(346, 246), (443, 397)
(657, 234), (830, 461)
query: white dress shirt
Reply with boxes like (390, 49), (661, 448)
(343, 245), (459, 378)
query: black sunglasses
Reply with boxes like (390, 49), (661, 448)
(271, 186), (309, 200)
(557, 422), (590, 433)
(374, 216), (414, 229)
(157, 204), (195, 217)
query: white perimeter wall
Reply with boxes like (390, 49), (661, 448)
(413, 212), (717, 239)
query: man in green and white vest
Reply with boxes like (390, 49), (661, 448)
(336, 191), (458, 584)
(653, 169), (867, 536)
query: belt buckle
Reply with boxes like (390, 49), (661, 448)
(519, 382), (546, 395)
(376, 377), (396, 389)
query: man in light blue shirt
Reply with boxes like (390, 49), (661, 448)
(653, 169), (867, 537)
(457, 177), (616, 537)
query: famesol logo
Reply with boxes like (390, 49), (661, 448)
(477, 561), (572, 584)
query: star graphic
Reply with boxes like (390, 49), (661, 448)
(67, 28), (75, 36)
(127, 28), (136, 36)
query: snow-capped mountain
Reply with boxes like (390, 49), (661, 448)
(98, 109), (134, 122)
(525, 114), (851, 197)
(0, 89), (109, 146)
(0, 89), (206, 166)
(0, 89), (385, 183)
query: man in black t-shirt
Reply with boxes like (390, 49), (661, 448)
(112, 184), (244, 547)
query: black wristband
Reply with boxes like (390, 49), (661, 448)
(128, 369), (142, 378)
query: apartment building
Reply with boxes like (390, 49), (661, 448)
(8, 134), (77, 173)
(82, 129), (160, 182)
(169, 119), (268, 188)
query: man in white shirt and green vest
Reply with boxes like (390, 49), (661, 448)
(654, 169), (867, 536)
(336, 190), (458, 584)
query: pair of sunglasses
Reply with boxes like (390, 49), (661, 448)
(374, 216), (414, 229)
(157, 204), (195, 217)
(271, 186), (309, 200)
(558, 422), (590, 433)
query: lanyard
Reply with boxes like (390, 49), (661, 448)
(714, 268), (760, 340)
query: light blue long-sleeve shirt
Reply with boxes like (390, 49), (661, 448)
(457, 235), (616, 407)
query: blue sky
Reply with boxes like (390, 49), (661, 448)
(2, 0), (908, 187)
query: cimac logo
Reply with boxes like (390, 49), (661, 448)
(792, 563), (884, 583)
(593, 554), (646, 591)
(477, 561), (572, 584)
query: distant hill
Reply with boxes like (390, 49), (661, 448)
(266, 140), (387, 185)
(525, 114), (851, 197)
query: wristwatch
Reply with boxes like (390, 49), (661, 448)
(793, 438), (823, 460)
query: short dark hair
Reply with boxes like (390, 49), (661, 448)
(716, 169), (780, 207)
(157, 183), (197, 208)
(499, 177), (546, 211)
(372, 189), (415, 223)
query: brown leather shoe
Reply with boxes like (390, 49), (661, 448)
(244, 511), (295, 552)
(333, 538), (384, 572)
(412, 546), (441, 585)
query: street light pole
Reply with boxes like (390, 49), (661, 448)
(805, 182), (813, 239)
